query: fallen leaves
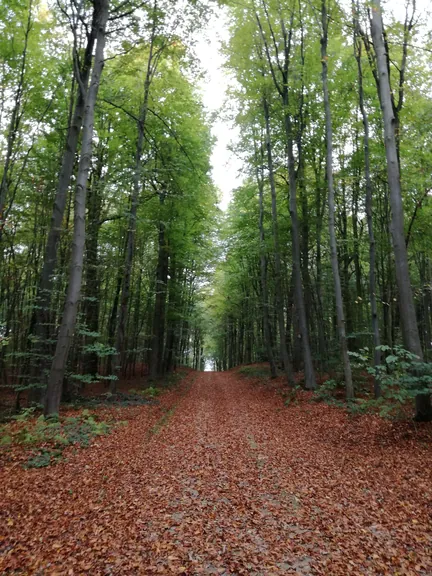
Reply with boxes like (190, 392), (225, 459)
(0, 370), (431, 574)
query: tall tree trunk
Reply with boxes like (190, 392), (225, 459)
(82, 150), (104, 377)
(45, 0), (109, 415)
(149, 198), (169, 379)
(28, 12), (98, 399)
(321, 0), (353, 399)
(254, 137), (277, 378)
(164, 260), (179, 373)
(370, 0), (431, 420)
(263, 96), (294, 386)
(113, 14), (157, 385)
(284, 102), (316, 390)
(354, 3), (381, 397)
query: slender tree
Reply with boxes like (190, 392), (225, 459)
(45, 0), (110, 415)
(320, 0), (353, 399)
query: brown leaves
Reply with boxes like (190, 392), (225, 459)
(1, 369), (431, 575)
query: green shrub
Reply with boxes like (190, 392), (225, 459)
(320, 346), (432, 419)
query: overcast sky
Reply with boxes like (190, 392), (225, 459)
(195, 0), (431, 211)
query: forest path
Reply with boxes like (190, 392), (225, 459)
(2, 370), (432, 575)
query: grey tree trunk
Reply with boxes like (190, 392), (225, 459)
(284, 109), (316, 390)
(320, 0), (353, 399)
(45, 0), (109, 415)
(370, 0), (431, 420)
(149, 201), (169, 379)
(263, 96), (294, 386)
(353, 4), (381, 397)
(28, 12), (97, 399)
(82, 139), (106, 378)
(256, 10), (314, 388)
(254, 139), (277, 378)
(112, 18), (157, 388)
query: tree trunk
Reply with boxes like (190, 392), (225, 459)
(149, 198), (169, 379)
(112, 16), (157, 386)
(354, 4), (381, 397)
(284, 101), (316, 390)
(370, 0), (431, 420)
(82, 139), (105, 378)
(321, 0), (353, 399)
(255, 138), (277, 378)
(28, 12), (98, 399)
(44, 0), (109, 415)
(263, 96), (294, 386)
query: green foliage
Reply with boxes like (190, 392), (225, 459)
(12, 407), (38, 422)
(1, 410), (112, 467)
(25, 449), (63, 469)
(283, 385), (302, 407)
(81, 343), (117, 357)
(238, 366), (272, 380)
(0, 434), (12, 446)
(369, 346), (431, 419)
(320, 347), (432, 419)
(313, 379), (342, 404)
(129, 386), (161, 398)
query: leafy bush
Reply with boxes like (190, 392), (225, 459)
(283, 385), (302, 406)
(25, 449), (63, 468)
(370, 346), (431, 418)
(347, 346), (431, 419)
(313, 379), (342, 404)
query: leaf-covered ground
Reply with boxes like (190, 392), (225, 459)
(1, 370), (431, 575)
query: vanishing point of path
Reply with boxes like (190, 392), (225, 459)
(1, 371), (431, 575)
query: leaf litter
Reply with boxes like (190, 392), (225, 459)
(1, 370), (431, 575)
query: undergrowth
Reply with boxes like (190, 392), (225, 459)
(237, 366), (273, 379)
(0, 409), (113, 468)
(314, 345), (432, 420)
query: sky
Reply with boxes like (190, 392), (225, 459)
(196, 6), (243, 211)
(195, 0), (431, 212)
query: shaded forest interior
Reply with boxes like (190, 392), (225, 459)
(0, 0), (431, 420)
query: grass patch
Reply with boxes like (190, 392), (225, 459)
(150, 407), (176, 436)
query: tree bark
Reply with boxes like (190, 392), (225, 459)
(28, 9), (98, 399)
(112, 12), (157, 386)
(284, 106), (316, 390)
(370, 0), (431, 420)
(149, 196), (169, 379)
(257, 159), (277, 378)
(45, 0), (109, 415)
(82, 142), (105, 377)
(321, 0), (353, 399)
(263, 96), (294, 386)
(354, 3), (381, 397)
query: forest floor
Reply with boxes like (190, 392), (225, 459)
(1, 369), (432, 575)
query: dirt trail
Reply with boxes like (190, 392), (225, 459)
(1, 371), (431, 575)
